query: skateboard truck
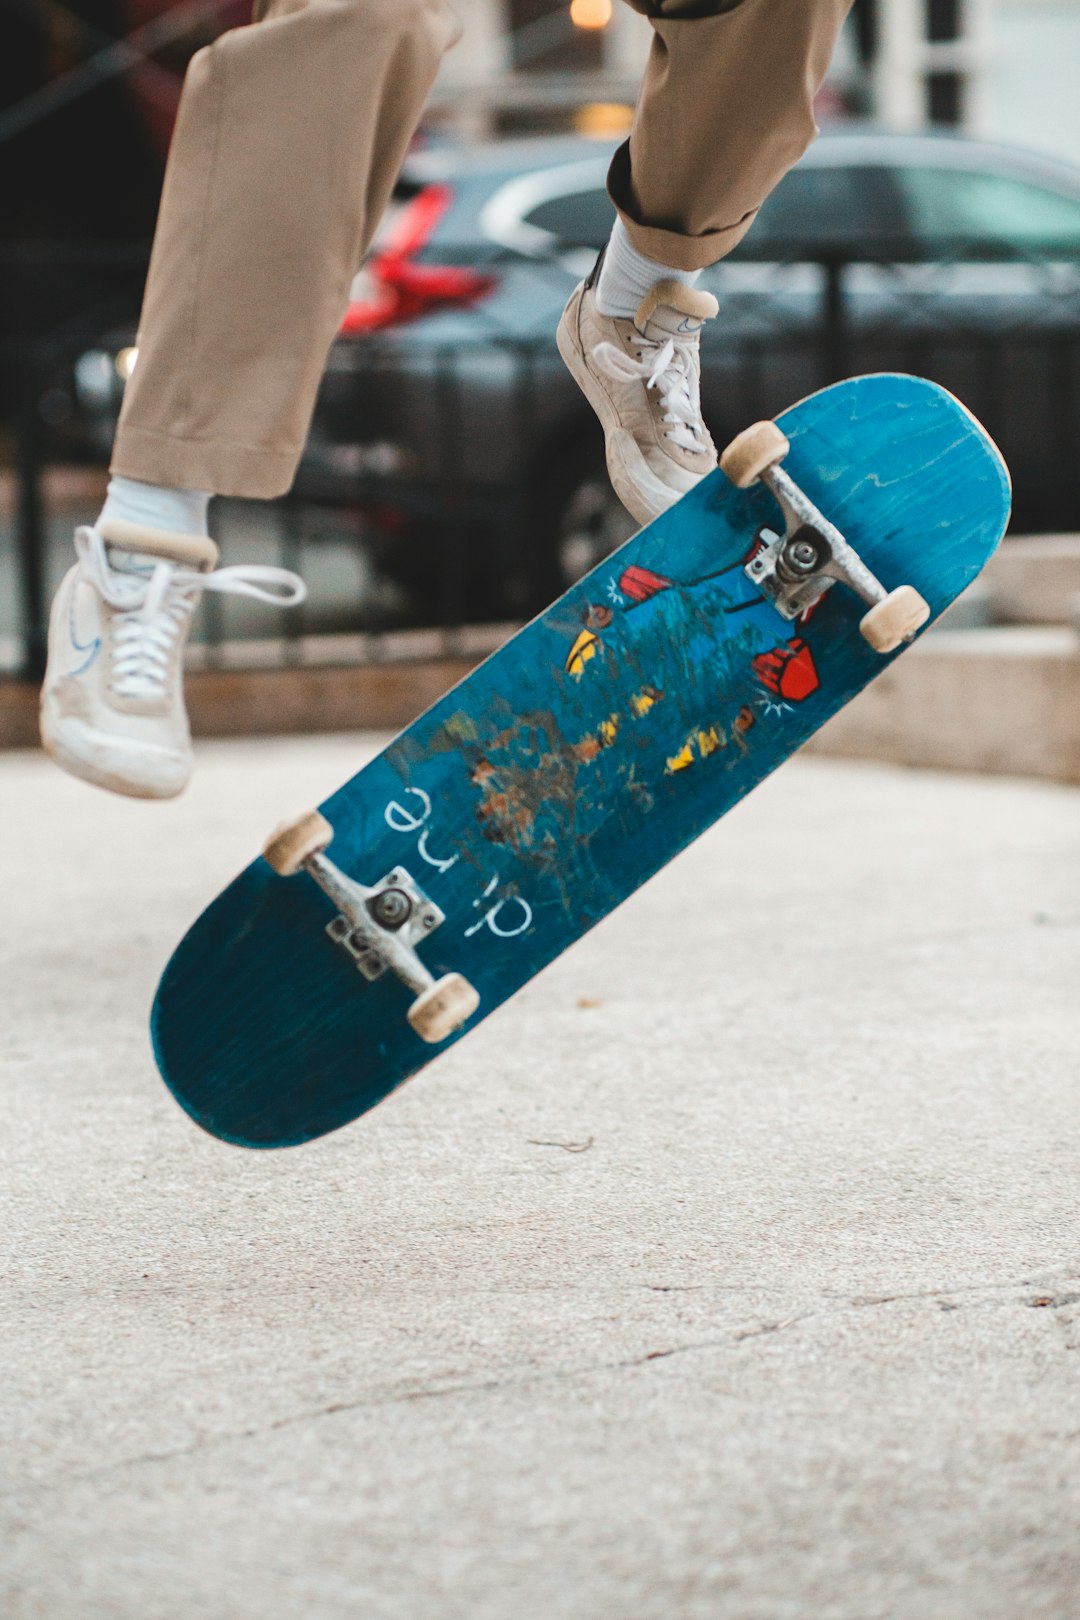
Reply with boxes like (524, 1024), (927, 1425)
(262, 811), (480, 1044)
(720, 421), (931, 653)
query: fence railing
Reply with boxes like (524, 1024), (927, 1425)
(4, 239), (1080, 682)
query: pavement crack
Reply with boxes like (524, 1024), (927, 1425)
(11, 1274), (1079, 1504)
(824, 1276), (1079, 1308)
(620, 1338), (728, 1366)
(527, 1137), (595, 1153)
(4, 1318), (826, 1501)
(732, 1314), (810, 1342)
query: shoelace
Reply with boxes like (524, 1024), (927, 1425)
(75, 526), (306, 702)
(593, 332), (710, 454)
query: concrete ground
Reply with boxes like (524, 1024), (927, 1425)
(2, 735), (1080, 1620)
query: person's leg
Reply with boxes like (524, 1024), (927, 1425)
(112, 0), (460, 499)
(609, 0), (853, 270)
(42, 0), (459, 799)
(560, 0), (853, 527)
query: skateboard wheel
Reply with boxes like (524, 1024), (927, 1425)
(263, 810), (333, 876)
(407, 973), (480, 1044)
(720, 421), (790, 488)
(860, 586), (931, 654)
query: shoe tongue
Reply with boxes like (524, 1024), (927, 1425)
(638, 306), (705, 343)
(97, 517), (218, 572)
(107, 546), (159, 578)
(634, 279), (719, 343)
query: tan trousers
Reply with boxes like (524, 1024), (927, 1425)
(112, 0), (853, 500)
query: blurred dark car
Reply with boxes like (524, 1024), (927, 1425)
(75, 125), (1080, 614)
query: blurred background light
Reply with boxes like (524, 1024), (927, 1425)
(569, 0), (613, 31)
(574, 102), (634, 138)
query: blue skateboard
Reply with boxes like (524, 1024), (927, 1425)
(151, 375), (1011, 1147)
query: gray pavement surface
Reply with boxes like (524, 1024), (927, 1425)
(2, 735), (1080, 1620)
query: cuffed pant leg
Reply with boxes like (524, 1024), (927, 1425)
(609, 0), (853, 271)
(112, 0), (460, 498)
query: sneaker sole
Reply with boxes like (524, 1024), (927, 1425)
(40, 696), (189, 800)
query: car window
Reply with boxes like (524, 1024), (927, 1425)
(895, 166), (1080, 252)
(522, 187), (616, 251)
(521, 167), (913, 258)
(733, 165), (909, 255)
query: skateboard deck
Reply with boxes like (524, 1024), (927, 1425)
(152, 375), (1011, 1147)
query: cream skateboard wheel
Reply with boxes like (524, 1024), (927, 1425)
(720, 421), (790, 488)
(860, 586), (931, 653)
(407, 974), (481, 1044)
(263, 810), (333, 876)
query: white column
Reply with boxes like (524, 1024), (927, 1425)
(433, 0), (508, 140)
(436, 0), (509, 91)
(961, 0), (993, 134)
(605, 1), (652, 78)
(874, 0), (925, 128)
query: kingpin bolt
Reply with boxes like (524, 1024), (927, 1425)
(371, 887), (412, 929)
(789, 538), (820, 573)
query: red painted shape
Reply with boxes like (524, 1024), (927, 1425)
(752, 638), (821, 702)
(619, 565), (673, 603)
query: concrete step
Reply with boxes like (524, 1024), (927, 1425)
(5, 623), (1079, 783)
(938, 537), (1080, 631)
(0, 657), (480, 752)
(806, 625), (1080, 782)
(981, 535), (1080, 625)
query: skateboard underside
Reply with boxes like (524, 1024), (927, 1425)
(152, 375), (1011, 1146)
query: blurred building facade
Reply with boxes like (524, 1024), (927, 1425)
(871, 0), (1080, 163)
(3, 0), (1080, 246)
(982, 0), (1080, 163)
(431, 0), (1080, 166)
(428, 0), (651, 139)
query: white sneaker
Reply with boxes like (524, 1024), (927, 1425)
(557, 273), (720, 528)
(40, 516), (306, 799)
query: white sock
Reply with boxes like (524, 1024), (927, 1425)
(594, 217), (703, 319)
(97, 475), (212, 539)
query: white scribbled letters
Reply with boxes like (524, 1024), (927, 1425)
(464, 875), (533, 940)
(383, 789), (532, 940)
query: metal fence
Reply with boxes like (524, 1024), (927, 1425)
(4, 239), (1080, 683)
